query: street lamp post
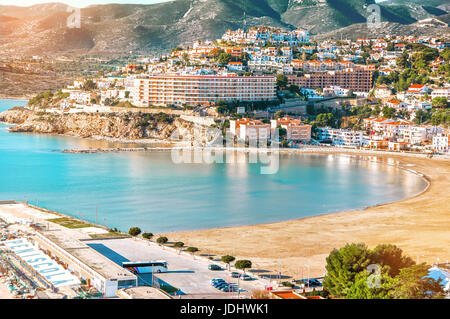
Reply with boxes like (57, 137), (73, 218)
(237, 276), (240, 299)
(278, 258), (281, 282)
(417, 254), (424, 264)
(152, 266), (154, 288)
(305, 264), (310, 289)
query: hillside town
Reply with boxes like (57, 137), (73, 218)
(21, 25), (450, 155)
(1, 8), (450, 303)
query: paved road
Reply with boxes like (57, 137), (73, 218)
(86, 238), (268, 297)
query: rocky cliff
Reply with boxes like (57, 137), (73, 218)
(0, 107), (205, 141)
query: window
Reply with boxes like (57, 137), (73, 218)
(118, 279), (136, 288)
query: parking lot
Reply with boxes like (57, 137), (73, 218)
(86, 238), (268, 298)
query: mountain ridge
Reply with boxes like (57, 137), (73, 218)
(0, 0), (448, 57)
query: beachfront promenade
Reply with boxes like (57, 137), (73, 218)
(0, 203), (268, 298)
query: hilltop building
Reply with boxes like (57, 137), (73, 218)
(222, 26), (309, 46)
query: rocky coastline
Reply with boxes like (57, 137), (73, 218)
(0, 107), (206, 142)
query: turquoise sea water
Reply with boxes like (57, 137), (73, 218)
(0, 99), (427, 233)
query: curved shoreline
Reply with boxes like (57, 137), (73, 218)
(0, 96), (30, 101)
(61, 146), (436, 237)
(59, 146), (436, 238)
(1, 100), (448, 279)
(164, 153), (450, 279)
(156, 152), (432, 234)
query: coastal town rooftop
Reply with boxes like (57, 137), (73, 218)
(0, 202), (135, 280)
(36, 227), (134, 280)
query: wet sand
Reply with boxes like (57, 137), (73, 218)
(165, 153), (450, 279)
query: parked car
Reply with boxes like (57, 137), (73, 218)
(215, 283), (229, 290)
(211, 278), (225, 282)
(231, 272), (240, 278)
(226, 284), (238, 292)
(219, 284), (232, 292)
(298, 279), (320, 287)
(208, 264), (222, 271)
(310, 279), (322, 287)
(213, 280), (228, 287)
(240, 274), (252, 281)
(230, 287), (238, 292)
(213, 281), (227, 287)
(211, 278), (225, 285)
(212, 279), (224, 284)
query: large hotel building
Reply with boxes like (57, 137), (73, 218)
(132, 74), (277, 107)
(287, 67), (374, 92)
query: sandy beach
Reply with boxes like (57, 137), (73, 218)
(0, 95), (32, 101)
(165, 152), (450, 279)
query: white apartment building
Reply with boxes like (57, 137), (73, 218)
(398, 126), (428, 145)
(248, 60), (281, 71)
(432, 133), (449, 153)
(68, 90), (96, 105)
(73, 78), (85, 89)
(383, 121), (413, 137)
(132, 74), (276, 107)
(96, 76), (126, 90)
(323, 86), (350, 97)
(230, 118), (271, 141)
(317, 128), (364, 147)
(270, 117), (311, 142)
(374, 85), (393, 99)
(100, 88), (119, 103)
(406, 100), (432, 113)
(319, 128), (364, 147)
(431, 87), (450, 99)
(386, 99), (407, 110)
(227, 62), (244, 72)
(406, 84), (429, 96)
(363, 118), (412, 135)
(223, 27), (309, 46)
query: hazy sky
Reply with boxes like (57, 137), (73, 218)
(0, 0), (172, 7)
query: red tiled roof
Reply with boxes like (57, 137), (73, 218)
(409, 84), (425, 89)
